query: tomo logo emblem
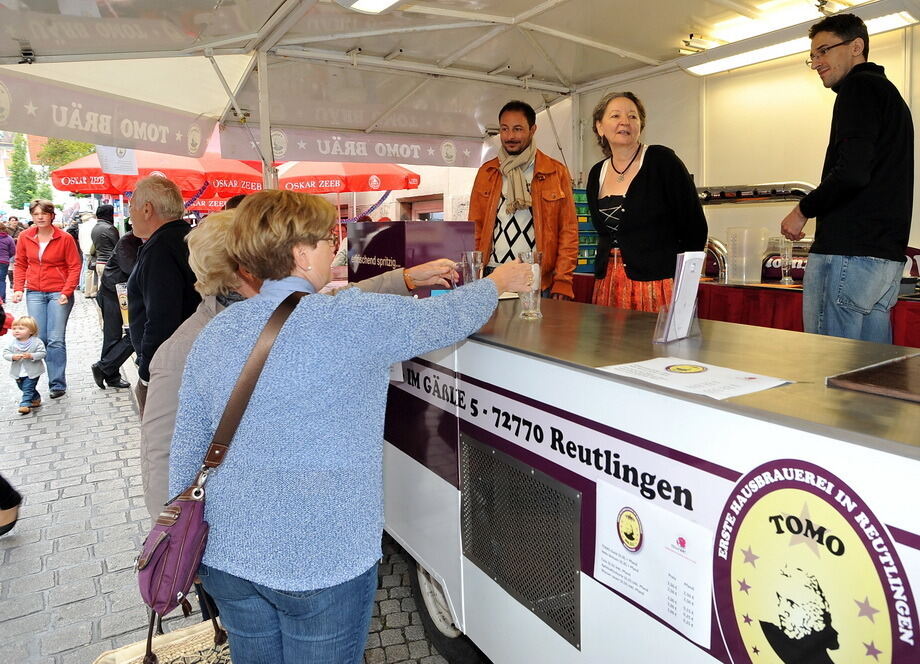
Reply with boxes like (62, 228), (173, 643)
(713, 459), (917, 664)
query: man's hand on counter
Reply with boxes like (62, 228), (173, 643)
(780, 205), (808, 241)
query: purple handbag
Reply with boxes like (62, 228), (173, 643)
(135, 292), (305, 663)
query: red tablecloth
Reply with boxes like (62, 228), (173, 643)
(697, 283), (920, 349)
(572, 273), (596, 304)
(570, 275), (920, 349)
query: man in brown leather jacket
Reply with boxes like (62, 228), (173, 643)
(468, 100), (578, 300)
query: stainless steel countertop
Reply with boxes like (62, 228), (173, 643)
(473, 299), (920, 456)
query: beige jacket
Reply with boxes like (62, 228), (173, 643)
(140, 269), (411, 519)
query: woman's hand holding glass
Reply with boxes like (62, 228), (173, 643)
(487, 260), (534, 294)
(405, 259), (459, 289)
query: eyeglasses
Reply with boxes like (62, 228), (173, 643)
(320, 233), (337, 246)
(805, 39), (854, 67)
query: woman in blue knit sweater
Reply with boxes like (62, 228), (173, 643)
(169, 190), (531, 664)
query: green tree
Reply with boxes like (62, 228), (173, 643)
(36, 177), (53, 201)
(7, 134), (39, 209)
(36, 138), (94, 170)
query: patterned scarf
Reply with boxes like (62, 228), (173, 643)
(216, 291), (246, 308)
(498, 142), (537, 215)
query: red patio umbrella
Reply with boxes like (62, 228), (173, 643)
(194, 149), (264, 198)
(186, 197), (228, 213)
(192, 162), (422, 211)
(50, 153), (121, 194)
(277, 162), (420, 193)
(51, 150), (262, 198)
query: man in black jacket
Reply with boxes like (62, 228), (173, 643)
(92, 229), (141, 390)
(780, 13), (913, 343)
(127, 176), (201, 415)
(90, 204), (119, 289)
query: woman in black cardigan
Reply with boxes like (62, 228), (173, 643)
(588, 91), (708, 311)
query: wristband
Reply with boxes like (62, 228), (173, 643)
(403, 269), (416, 291)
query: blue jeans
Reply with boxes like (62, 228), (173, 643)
(199, 563), (377, 664)
(0, 262), (8, 301)
(78, 254), (87, 290)
(26, 290), (75, 391)
(803, 254), (904, 343)
(15, 376), (40, 408)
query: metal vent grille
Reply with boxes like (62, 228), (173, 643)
(460, 435), (581, 648)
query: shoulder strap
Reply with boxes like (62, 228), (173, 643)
(201, 291), (306, 468)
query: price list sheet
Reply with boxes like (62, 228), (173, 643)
(594, 481), (713, 647)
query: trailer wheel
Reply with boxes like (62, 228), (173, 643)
(409, 561), (489, 663)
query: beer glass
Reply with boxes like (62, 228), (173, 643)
(116, 283), (130, 328)
(780, 238), (794, 285)
(460, 251), (483, 285)
(517, 251), (543, 320)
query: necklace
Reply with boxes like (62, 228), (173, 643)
(611, 144), (642, 182)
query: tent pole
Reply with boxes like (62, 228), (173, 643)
(258, 50), (278, 189)
(571, 94), (583, 188)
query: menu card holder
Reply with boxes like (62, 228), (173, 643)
(653, 251), (706, 344)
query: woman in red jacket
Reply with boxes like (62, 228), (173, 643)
(12, 200), (82, 398)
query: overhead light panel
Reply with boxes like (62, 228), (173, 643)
(867, 10), (918, 32)
(680, 0), (918, 76)
(686, 37), (809, 75)
(335, 0), (401, 14)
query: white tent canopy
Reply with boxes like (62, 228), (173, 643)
(0, 0), (908, 170)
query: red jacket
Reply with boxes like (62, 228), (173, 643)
(468, 150), (579, 298)
(13, 226), (83, 297)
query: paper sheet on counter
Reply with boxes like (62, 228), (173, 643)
(599, 356), (790, 399)
(594, 481), (713, 647)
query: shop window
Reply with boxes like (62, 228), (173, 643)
(399, 195), (444, 221)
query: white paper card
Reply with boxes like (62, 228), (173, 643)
(594, 480), (713, 647)
(599, 356), (790, 400)
(657, 251), (705, 342)
(96, 145), (138, 175)
(389, 362), (404, 382)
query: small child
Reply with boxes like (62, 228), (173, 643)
(3, 316), (47, 415)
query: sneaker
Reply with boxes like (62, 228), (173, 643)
(31, 399), (42, 408)
(50, 390), (65, 399)
(18, 406), (30, 415)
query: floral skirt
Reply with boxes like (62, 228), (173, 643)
(592, 249), (673, 313)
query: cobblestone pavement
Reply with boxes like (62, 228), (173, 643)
(0, 293), (444, 664)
